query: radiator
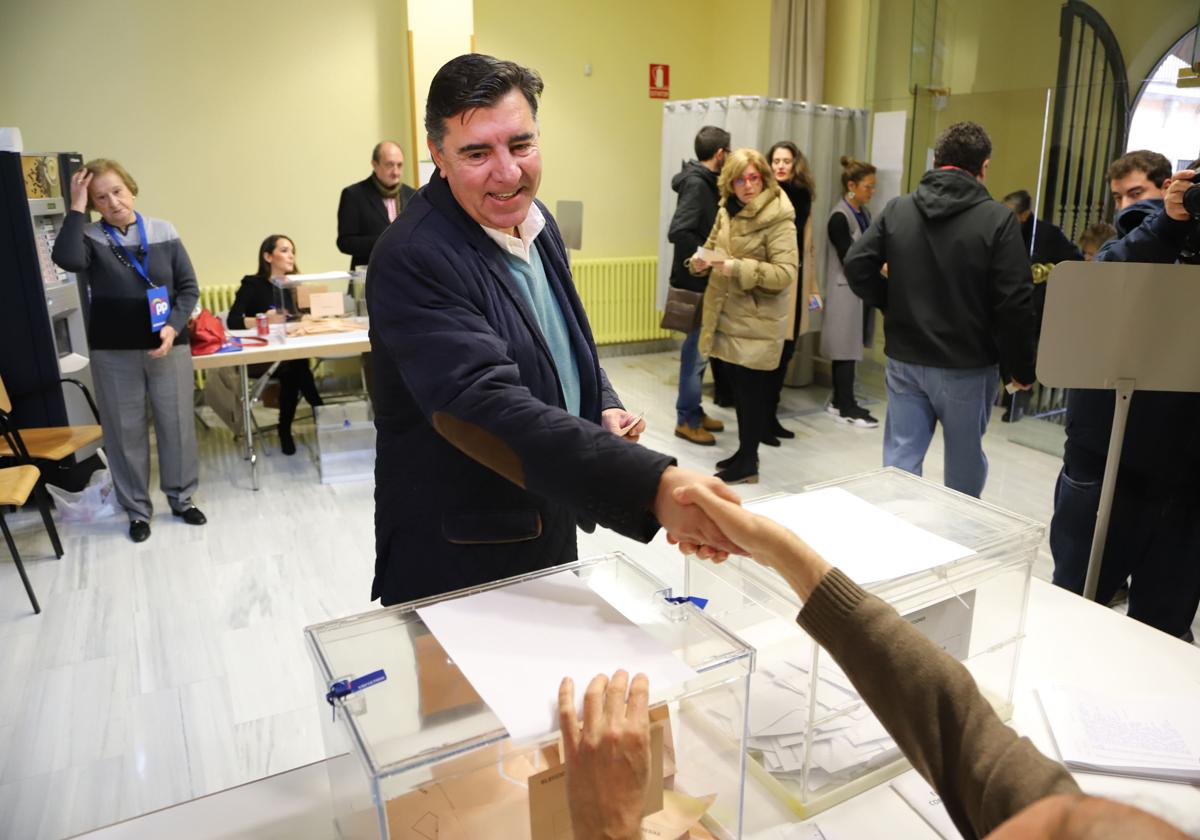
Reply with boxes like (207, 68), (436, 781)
(572, 257), (671, 345)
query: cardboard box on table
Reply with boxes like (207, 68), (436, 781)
(304, 553), (754, 840)
(689, 468), (1042, 820)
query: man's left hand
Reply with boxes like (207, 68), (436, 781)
(149, 325), (177, 358)
(602, 408), (645, 443)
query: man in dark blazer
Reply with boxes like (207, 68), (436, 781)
(336, 141), (417, 270)
(366, 54), (742, 606)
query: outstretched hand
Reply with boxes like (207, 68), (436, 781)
(672, 483), (832, 601)
(558, 671), (650, 840)
(653, 466), (746, 558)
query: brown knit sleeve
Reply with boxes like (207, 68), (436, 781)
(797, 569), (1080, 840)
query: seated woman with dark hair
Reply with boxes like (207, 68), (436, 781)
(227, 235), (323, 455)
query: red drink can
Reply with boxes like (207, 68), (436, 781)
(256, 313), (269, 337)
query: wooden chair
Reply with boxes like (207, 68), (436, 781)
(0, 372), (103, 558)
(0, 464), (54, 614)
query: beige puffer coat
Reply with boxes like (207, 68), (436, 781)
(690, 184), (798, 370)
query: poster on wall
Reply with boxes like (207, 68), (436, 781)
(650, 64), (669, 99)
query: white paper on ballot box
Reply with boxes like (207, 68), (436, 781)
(416, 570), (698, 741)
(747, 488), (975, 585)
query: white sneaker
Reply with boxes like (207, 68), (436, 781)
(824, 401), (840, 416)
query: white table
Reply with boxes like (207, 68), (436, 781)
(73, 580), (1200, 839)
(192, 325), (370, 489)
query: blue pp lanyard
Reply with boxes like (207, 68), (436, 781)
(102, 212), (155, 287)
(843, 199), (869, 233)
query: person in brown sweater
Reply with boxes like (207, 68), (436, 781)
(557, 485), (1189, 840)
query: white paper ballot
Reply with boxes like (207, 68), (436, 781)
(285, 270), (352, 282)
(748, 488), (975, 585)
(695, 246), (729, 262)
(891, 769), (958, 839)
(1037, 686), (1200, 783)
(417, 571), (698, 741)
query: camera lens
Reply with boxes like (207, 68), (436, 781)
(1185, 183), (1200, 218)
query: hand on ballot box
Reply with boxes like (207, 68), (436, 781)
(558, 670), (650, 840)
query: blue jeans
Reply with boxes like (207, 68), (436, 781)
(883, 359), (997, 498)
(675, 328), (708, 427)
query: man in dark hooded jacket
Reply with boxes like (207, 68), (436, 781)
(667, 126), (730, 445)
(843, 121), (1036, 498)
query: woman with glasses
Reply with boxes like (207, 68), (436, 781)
(689, 148), (798, 484)
(821, 155), (880, 428)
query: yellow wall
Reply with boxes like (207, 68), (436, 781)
(473, 0), (771, 260)
(824, 0), (871, 108)
(408, 0), (474, 172)
(0, 0), (413, 287)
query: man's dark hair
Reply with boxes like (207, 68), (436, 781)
(425, 54), (544, 150)
(695, 126), (731, 161)
(1106, 150), (1172, 188)
(932, 122), (992, 176)
(1003, 189), (1032, 214)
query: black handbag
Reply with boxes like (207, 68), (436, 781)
(660, 287), (704, 333)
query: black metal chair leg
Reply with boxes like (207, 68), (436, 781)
(35, 482), (63, 558)
(0, 511), (41, 614)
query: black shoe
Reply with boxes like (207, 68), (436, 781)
(715, 459), (758, 485)
(770, 421), (795, 440)
(761, 434), (781, 447)
(129, 520), (151, 542)
(279, 427), (297, 456)
(716, 453), (739, 469)
(172, 506), (207, 526)
(714, 395), (735, 408)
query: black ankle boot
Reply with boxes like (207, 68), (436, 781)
(279, 426), (296, 455)
(715, 456), (758, 485)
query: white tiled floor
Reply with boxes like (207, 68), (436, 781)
(0, 350), (1193, 839)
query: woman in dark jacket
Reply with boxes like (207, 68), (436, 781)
(765, 141), (816, 443)
(227, 235), (323, 454)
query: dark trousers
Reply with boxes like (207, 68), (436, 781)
(711, 357), (734, 406)
(767, 339), (796, 422)
(1050, 461), (1200, 638)
(831, 359), (857, 412)
(728, 363), (773, 465)
(276, 359), (322, 432)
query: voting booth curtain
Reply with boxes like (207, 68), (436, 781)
(656, 95), (869, 333)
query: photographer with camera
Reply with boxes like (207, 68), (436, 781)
(1050, 156), (1200, 642)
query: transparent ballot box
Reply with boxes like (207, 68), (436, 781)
(305, 553), (754, 839)
(689, 468), (1042, 819)
(271, 271), (353, 318)
(315, 400), (375, 484)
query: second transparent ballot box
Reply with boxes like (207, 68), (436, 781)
(271, 271), (353, 319)
(689, 468), (1042, 819)
(305, 553), (754, 839)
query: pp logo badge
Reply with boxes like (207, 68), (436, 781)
(146, 287), (172, 331)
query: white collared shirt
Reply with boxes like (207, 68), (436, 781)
(479, 202), (546, 264)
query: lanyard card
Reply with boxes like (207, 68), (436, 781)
(147, 286), (171, 331)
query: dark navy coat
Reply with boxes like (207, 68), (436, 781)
(366, 173), (673, 605)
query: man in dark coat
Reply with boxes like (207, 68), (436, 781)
(668, 126), (729, 446)
(843, 121), (1036, 498)
(366, 54), (741, 606)
(1050, 155), (1200, 640)
(336, 141), (417, 270)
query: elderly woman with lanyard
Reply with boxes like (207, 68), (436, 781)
(53, 159), (206, 543)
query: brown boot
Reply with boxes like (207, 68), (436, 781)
(674, 423), (716, 446)
(701, 413), (725, 432)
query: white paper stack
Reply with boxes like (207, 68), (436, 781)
(1038, 685), (1200, 784)
(706, 650), (899, 792)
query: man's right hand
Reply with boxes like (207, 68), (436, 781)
(1009, 379), (1033, 392)
(652, 466), (745, 558)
